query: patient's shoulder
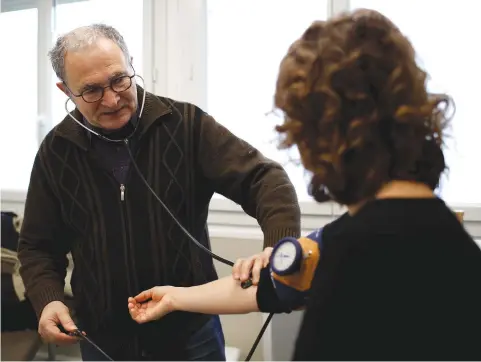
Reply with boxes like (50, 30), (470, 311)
(306, 212), (352, 245)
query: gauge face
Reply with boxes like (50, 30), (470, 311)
(272, 241), (298, 272)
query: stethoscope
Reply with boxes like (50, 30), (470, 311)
(64, 75), (273, 361)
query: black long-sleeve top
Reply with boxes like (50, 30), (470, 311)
(257, 198), (481, 361)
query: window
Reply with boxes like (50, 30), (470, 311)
(349, 0), (481, 204)
(0, 0), (148, 193)
(206, 0), (328, 201)
(0, 7), (38, 191)
(51, 0), (144, 127)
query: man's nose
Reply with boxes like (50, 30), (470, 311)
(101, 88), (120, 108)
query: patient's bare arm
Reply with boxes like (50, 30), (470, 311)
(128, 276), (259, 324)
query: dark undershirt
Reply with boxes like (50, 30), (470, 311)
(83, 114), (138, 184)
(257, 198), (481, 361)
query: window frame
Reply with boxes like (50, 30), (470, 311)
(0, 0), (154, 196)
(1, 0), (155, 146)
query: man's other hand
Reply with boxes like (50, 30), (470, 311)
(38, 301), (80, 345)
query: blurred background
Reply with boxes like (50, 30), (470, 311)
(1, 0), (480, 360)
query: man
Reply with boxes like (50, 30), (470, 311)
(18, 23), (301, 361)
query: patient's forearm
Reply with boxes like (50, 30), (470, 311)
(170, 276), (259, 315)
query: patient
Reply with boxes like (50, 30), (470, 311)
(129, 9), (481, 361)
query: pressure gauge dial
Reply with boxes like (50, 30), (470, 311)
(270, 237), (303, 276)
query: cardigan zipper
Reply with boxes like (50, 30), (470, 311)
(115, 139), (137, 297)
(120, 184), (125, 201)
(117, 178), (135, 298)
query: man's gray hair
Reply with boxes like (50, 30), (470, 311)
(48, 23), (131, 81)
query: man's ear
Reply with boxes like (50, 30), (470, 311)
(56, 82), (69, 96)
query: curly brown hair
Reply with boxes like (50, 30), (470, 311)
(274, 9), (453, 205)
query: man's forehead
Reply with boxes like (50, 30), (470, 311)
(64, 39), (128, 86)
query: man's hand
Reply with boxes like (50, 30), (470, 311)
(232, 247), (273, 285)
(128, 286), (176, 324)
(38, 301), (79, 345)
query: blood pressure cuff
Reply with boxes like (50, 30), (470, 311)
(256, 266), (293, 314)
(256, 228), (324, 313)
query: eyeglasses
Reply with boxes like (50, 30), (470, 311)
(67, 74), (136, 103)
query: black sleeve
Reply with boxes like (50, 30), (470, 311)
(256, 267), (292, 314)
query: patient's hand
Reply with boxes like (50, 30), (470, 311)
(128, 286), (176, 324)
